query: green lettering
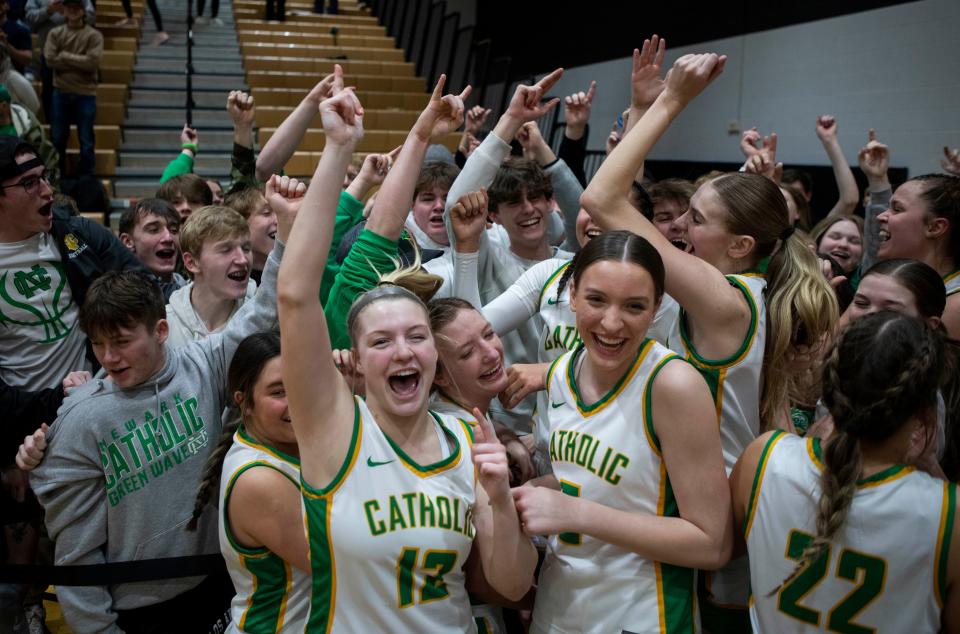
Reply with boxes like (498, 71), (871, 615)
(419, 492), (435, 527)
(564, 430), (578, 462)
(107, 444), (131, 480)
(402, 492), (417, 528)
(183, 397), (205, 433)
(575, 433), (593, 467)
(117, 433), (142, 469)
(586, 440), (600, 474)
(146, 412), (173, 452)
(364, 500), (386, 536)
(389, 496), (407, 532)
(135, 423), (161, 462)
(605, 454), (630, 485)
(596, 447), (612, 477)
(436, 496), (452, 529)
(452, 498), (462, 534)
(549, 430), (559, 462)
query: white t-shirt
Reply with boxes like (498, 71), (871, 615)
(0, 232), (90, 389)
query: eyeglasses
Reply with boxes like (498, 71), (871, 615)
(1, 170), (50, 195)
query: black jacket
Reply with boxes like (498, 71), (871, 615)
(1, 210), (146, 463)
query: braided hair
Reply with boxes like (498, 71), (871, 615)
(773, 311), (945, 592)
(187, 331), (282, 531)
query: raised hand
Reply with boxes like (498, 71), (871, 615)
(318, 67), (364, 146)
(511, 482), (577, 536)
(471, 407), (512, 506)
(739, 127), (762, 158)
(942, 145), (960, 176)
(180, 123), (198, 148)
(815, 115), (838, 142)
(857, 129), (890, 184)
(227, 90), (256, 126)
(413, 74), (470, 142)
(16, 423), (48, 471)
(465, 105), (492, 135)
(458, 131), (480, 158)
(743, 131), (783, 184)
(306, 68), (342, 105)
(449, 188), (488, 252)
(564, 80), (597, 130)
(632, 34), (667, 110)
(357, 145), (401, 188)
(266, 174), (308, 219)
(332, 348), (365, 395)
(515, 121), (555, 165)
(62, 370), (92, 393)
(661, 52), (727, 109)
(505, 68), (564, 124)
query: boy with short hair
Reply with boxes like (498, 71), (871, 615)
(29, 175), (303, 633)
(223, 185), (274, 284)
(155, 173), (212, 221)
(165, 205), (254, 348)
(118, 198), (187, 298)
(407, 160), (459, 249)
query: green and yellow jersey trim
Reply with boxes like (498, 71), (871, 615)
(807, 438), (915, 487)
(565, 339), (655, 417)
(935, 481), (957, 608)
(744, 430), (787, 539)
(301, 397), (363, 634)
(538, 260), (571, 306)
(654, 445), (696, 632)
(237, 551), (293, 634)
(236, 426), (301, 467)
(678, 275), (760, 371)
(641, 353), (682, 456)
(380, 411), (463, 477)
(944, 269), (960, 296)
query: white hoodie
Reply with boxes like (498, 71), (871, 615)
(164, 279), (257, 349)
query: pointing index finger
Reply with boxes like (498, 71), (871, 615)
(585, 80), (597, 102)
(431, 74), (447, 101)
(472, 407), (497, 445)
(535, 68), (564, 94)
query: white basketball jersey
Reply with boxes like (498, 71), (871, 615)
(667, 273), (766, 612)
(302, 396), (477, 633)
(746, 431), (954, 634)
(531, 341), (698, 634)
(219, 427), (309, 633)
(667, 273), (766, 472)
(944, 270), (960, 297)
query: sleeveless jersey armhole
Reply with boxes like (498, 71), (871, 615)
(743, 430), (787, 539)
(679, 275), (760, 369)
(936, 481), (957, 607)
(301, 397), (363, 497)
(641, 353), (682, 456)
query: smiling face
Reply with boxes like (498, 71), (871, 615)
(246, 195), (277, 264)
(206, 180), (224, 205)
(839, 273), (925, 330)
(818, 219), (863, 273)
(570, 259), (658, 379)
(354, 298), (438, 419)
(184, 234), (252, 301)
(877, 180), (941, 261)
(434, 307), (507, 404)
(238, 356), (296, 450)
(90, 321), (168, 388)
(121, 212), (180, 277)
(492, 187), (550, 253)
(411, 185), (449, 247)
(0, 152), (54, 242)
(575, 207), (600, 247)
(674, 183), (738, 269)
(653, 198), (692, 252)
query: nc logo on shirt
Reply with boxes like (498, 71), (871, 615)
(0, 262), (73, 343)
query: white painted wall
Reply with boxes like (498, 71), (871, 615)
(542, 0), (960, 177)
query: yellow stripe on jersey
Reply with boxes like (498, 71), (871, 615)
(808, 437), (916, 489)
(944, 269), (960, 285)
(236, 426), (301, 467)
(545, 353), (565, 391)
(744, 431), (787, 539)
(641, 353), (682, 456)
(565, 340), (655, 416)
(538, 261), (571, 306)
(935, 482), (957, 608)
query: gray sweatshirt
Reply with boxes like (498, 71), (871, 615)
(30, 242), (284, 634)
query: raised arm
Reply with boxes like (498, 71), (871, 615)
(558, 80), (596, 185)
(365, 75), (469, 241)
(227, 90), (258, 189)
(277, 79), (364, 488)
(159, 124), (198, 183)
(581, 52), (752, 338)
(816, 116), (859, 217)
(857, 128), (891, 273)
(255, 70), (338, 182)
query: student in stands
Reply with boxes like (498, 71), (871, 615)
(118, 198), (188, 300)
(156, 172), (213, 221)
(165, 206), (256, 348)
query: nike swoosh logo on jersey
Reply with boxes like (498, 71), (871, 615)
(551, 401), (565, 409)
(367, 457), (395, 467)
(547, 298), (559, 305)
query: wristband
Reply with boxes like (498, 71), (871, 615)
(181, 143), (198, 153)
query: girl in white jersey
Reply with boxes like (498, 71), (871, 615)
(188, 331), (310, 633)
(512, 230), (732, 633)
(277, 79), (536, 633)
(581, 45), (838, 628)
(870, 171), (960, 337)
(731, 311), (960, 633)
